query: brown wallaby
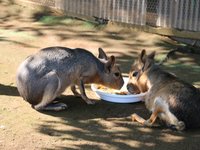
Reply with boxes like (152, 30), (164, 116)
(127, 49), (200, 130)
(16, 47), (124, 111)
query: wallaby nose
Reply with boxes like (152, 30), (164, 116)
(127, 83), (132, 91)
(127, 83), (140, 94)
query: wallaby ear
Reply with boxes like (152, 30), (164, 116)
(140, 50), (154, 71)
(143, 52), (155, 71)
(139, 49), (146, 64)
(148, 51), (156, 60)
(98, 47), (108, 60)
(105, 55), (115, 73)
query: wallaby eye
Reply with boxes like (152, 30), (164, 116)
(114, 72), (120, 77)
(132, 71), (138, 77)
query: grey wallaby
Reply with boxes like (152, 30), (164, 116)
(127, 49), (200, 130)
(16, 47), (124, 111)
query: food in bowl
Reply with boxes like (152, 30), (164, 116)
(96, 84), (129, 95)
(91, 77), (146, 103)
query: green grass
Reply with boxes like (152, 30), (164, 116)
(166, 64), (200, 73)
(38, 15), (105, 30)
(83, 20), (106, 29)
(0, 29), (36, 39)
(38, 16), (74, 25)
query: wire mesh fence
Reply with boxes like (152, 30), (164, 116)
(156, 0), (200, 31)
(25, 0), (200, 32)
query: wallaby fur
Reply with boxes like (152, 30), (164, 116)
(16, 47), (124, 111)
(127, 49), (200, 130)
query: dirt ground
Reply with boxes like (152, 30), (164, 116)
(1, 1), (200, 150)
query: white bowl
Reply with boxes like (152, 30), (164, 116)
(91, 77), (146, 103)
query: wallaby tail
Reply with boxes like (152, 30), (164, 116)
(157, 49), (177, 65)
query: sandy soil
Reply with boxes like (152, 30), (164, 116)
(1, 1), (200, 150)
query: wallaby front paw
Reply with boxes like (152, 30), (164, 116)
(81, 95), (96, 105)
(143, 119), (152, 126)
(85, 100), (96, 105)
(131, 113), (137, 122)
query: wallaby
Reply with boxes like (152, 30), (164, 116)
(16, 47), (124, 111)
(127, 49), (200, 130)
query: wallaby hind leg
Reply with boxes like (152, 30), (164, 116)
(159, 111), (185, 131)
(39, 102), (67, 111)
(152, 97), (185, 130)
(132, 97), (165, 127)
(33, 72), (67, 111)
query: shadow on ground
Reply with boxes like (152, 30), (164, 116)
(0, 84), (19, 96)
(37, 95), (200, 150)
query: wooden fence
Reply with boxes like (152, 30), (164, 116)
(16, 0), (200, 44)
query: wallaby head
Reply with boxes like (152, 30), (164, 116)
(97, 48), (124, 90)
(127, 49), (155, 94)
